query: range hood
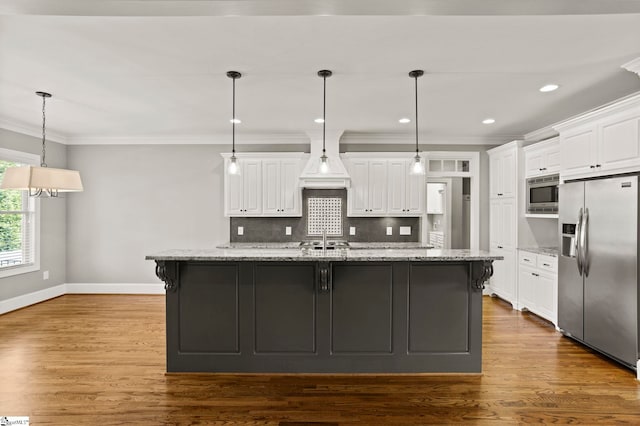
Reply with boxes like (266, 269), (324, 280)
(299, 131), (351, 189)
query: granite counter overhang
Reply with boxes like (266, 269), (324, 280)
(146, 248), (503, 262)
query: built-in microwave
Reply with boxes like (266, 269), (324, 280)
(526, 174), (559, 214)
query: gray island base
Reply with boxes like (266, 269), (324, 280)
(147, 249), (500, 374)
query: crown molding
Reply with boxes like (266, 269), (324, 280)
(341, 132), (519, 146)
(622, 57), (640, 77)
(523, 126), (558, 143)
(0, 117), (67, 144)
(65, 133), (310, 145)
(552, 90), (640, 132)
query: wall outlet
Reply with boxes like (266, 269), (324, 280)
(400, 226), (411, 236)
(237, 226), (244, 236)
(349, 226), (356, 235)
(386, 226), (393, 236)
(285, 226), (292, 235)
(43, 270), (49, 280)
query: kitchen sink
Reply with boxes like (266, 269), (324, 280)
(299, 240), (350, 250)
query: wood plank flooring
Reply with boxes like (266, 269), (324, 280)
(0, 294), (638, 425)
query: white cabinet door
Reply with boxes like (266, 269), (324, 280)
(280, 159), (301, 215)
(544, 144), (561, 174)
(347, 160), (369, 215)
(405, 161), (425, 214)
(368, 160), (388, 214)
(387, 159), (406, 215)
(489, 198), (502, 247)
(518, 265), (538, 312)
(491, 248), (516, 306)
(525, 150), (545, 177)
(500, 198), (516, 250)
(226, 164), (244, 215)
(560, 126), (597, 176)
(501, 150), (517, 198)
(598, 112), (640, 172)
(489, 154), (502, 199)
(535, 271), (557, 324)
(262, 159), (281, 215)
(242, 160), (262, 215)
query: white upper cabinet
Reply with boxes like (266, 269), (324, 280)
(262, 158), (303, 216)
(554, 94), (640, 180)
(344, 153), (424, 217)
(224, 158), (263, 216)
(387, 159), (425, 215)
(524, 137), (560, 178)
(489, 143), (518, 199)
(223, 153), (305, 217)
(345, 158), (388, 216)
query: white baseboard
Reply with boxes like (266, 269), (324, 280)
(0, 282), (164, 315)
(65, 283), (164, 295)
(0, 284), (66, 315)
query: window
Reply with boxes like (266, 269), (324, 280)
(0, 148), (40, 278)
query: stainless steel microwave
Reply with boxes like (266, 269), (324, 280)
(526, 174), (559, 214)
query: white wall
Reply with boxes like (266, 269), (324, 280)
(0, 129), (67, 301)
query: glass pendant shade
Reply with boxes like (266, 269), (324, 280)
(228, 156), (240, 175)
(410, 155), (425, 175)
(319, 155), (330, 174)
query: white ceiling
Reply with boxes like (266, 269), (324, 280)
(1, 1), (640, 145)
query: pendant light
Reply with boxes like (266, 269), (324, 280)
(409, 70), (425, 175)
(318, 69), (332, 174)
(227, 71), (242, 175)
(0, 91), (83, 197)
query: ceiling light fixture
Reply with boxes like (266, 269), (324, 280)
(227, 71), (242, 175)
(314, 118), (324, 124)
(230, 118), (241, 124)
(318, 69), (332, 174)
(0, 91), (83, 197)
(539, 84), (559, 93)
(408, 70), (425, 175)
(399, 118), (411, 124)
(482, 118), (496, 124)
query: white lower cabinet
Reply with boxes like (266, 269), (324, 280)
(517, 250), (558, 326)
(489, 248), (516, 307)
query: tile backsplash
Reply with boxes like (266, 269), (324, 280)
(230, 189), (420, 243)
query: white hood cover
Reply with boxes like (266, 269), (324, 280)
(299, 131), (351, 188)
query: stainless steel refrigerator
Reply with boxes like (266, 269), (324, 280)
(559, 175), (639, 370)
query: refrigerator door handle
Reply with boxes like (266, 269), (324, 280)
(581, 207), (589, 277)
(575, 208), (584, 276)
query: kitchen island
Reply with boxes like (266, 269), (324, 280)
(146, 248), (500, 373)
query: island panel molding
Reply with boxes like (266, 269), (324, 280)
(149, 249), (499, 373)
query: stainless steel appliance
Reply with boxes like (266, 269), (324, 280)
(527, 174), (559, 214)
(559, 175), (639, 371)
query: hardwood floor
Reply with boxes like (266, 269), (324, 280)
(1, 295), (638, 425)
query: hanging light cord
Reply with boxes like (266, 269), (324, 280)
(232, 75), (236, 156)
(41, 95), (47, 167)
(414, 73), (419, 155)
(322, 73), (327, 158)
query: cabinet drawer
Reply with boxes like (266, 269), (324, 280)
(519, 251), (537, 266)
(537, 254), (558, 273)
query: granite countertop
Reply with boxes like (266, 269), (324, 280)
(146, 248), (503, 262)
(217, 242), (434, 249)
(519, 247), (559, 257)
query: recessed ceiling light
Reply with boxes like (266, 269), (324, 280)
(314, 118), (325, 123)
(399, 118), (411, 124)
(539, 84), (559, 93)
(230, 118), (241, 124)
(482, 118), (496, 124)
